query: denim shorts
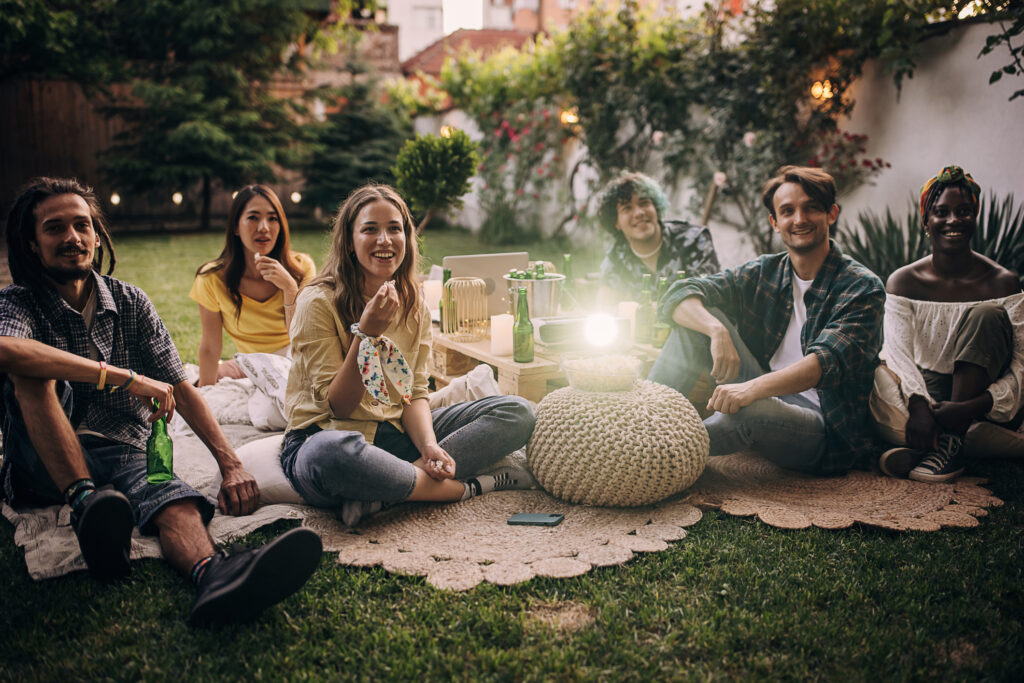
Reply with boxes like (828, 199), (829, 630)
(1, 380), (214, 535)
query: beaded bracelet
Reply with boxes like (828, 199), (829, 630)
(110, 369), (136, 393)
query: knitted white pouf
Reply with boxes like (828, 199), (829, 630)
(527, 379), (710, 507)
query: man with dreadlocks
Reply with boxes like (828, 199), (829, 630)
(0, 177), (321, 625)
(875, 166), (1024, 482)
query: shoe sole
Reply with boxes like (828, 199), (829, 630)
(77, 490), (134, 582)
(189, 527), (322, 626)
(879, 448), (921, 478)
(908, 466), (965, 483)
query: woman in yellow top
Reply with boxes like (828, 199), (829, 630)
(190, 185), (316, 386)
(279, 184), (535, 526)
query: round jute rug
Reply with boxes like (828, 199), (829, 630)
(302, 490), (703, 591)
(682, 452), (1002, 531)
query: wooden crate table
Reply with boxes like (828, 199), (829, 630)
(430, 326), (565, 402)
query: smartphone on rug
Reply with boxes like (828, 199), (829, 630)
(507, 513), (564, 527)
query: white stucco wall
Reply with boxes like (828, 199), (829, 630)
(839, 21), (1024, 225)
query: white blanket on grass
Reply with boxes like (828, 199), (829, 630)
(2, 363), (512, 580)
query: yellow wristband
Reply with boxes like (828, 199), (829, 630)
(96, 361), (107, 390)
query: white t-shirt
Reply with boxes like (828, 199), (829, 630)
(769, 273), (820, 408)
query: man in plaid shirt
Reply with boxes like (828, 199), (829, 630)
(0, 178), (320, 625)
(650, 166), (884, 475)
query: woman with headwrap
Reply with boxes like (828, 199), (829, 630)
(873, 166), (1024, 482)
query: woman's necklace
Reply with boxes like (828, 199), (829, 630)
(630, 238), (662, 260)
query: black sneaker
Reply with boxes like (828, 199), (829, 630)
(189, 527), (322, 626)
(70, 486), (134, 582)
(909, 433), (965, 483)
(879, 447), (923, 478)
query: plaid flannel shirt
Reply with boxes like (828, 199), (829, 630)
(657, 240), (885, 474)
(0, 273), (187, 451)
(600, 220), (721, 301)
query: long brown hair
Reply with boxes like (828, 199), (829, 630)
(5, 177), (116, 291)
(310, 184), (420, 330)
(196, 185), (307, 319)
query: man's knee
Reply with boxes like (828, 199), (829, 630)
(152, 498), (206, 531)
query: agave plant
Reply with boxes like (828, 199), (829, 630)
(835, 200), (927, 283)
(837, 192), (1024, 285)
(974, 192), (1024, 285)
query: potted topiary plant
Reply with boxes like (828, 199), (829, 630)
(392, 130), (479, 234)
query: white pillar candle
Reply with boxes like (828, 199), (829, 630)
(618, 301), (639, 339)
(423, 279), (443, 311)
(490, 314), (514, 356)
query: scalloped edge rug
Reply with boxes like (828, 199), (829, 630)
(309, 451), (1003, 591)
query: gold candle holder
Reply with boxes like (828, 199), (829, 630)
(442, 277), (488, 342)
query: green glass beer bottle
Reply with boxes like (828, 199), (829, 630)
(513, 286), (534, 363)
(534, 262), (545, 280)
(562, 253), (573, 296)
(653, 276), (671, 347)
(147, 400), (174, 484)
(635, 273), (654, 344)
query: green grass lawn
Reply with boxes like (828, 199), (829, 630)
(2, 228), (1023, 680)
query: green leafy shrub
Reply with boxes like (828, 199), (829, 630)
(393, 130), (479, 234)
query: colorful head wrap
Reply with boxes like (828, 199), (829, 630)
(919, 165), (981, 222)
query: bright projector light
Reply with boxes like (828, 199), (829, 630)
(583, 314), (618, 348)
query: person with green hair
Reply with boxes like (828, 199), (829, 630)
(595, 171), (720, 304)
(875, 165), (1024, 482)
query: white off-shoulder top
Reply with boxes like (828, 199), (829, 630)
(883, 292), (1024, 423)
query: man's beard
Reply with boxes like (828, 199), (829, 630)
(44, 264), (93, 285)
(43, 250), (94, 285)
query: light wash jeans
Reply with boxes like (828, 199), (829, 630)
(648, 309), (827, 472)
(280, 395), (535, 506)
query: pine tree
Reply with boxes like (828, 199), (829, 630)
(302, 79), (413, 214)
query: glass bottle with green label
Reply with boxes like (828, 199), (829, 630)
(653, 276), (671, 347)
(147, 400), (174, 484)
(635, 273), (654, 344)
(513, 287), (534, 363)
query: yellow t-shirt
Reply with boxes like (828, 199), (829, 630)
(189, 252), (316, 354)
(285, 282), (431, 443)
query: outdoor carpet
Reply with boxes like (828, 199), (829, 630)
(2, 435), (1003, 587)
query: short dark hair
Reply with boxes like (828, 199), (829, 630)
(4, 177), (116, 291)
(761, 166), (837, 219)
(594, 171), (669, 236)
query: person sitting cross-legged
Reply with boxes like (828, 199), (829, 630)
(0, 177), (321, 626)
(280, 184), (536, 527)
(874, 166), (1023, 483)
(649, 166), (885, 475)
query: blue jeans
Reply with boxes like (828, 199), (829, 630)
(280, 395), (536, 507)
(649, 309), (827, 472)
(1, 381), (213, 535)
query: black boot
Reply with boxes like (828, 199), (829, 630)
(70, 486), (134, 582)
(189, 527), (322, 626)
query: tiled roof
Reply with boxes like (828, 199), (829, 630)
(400, 28), (535, 76)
